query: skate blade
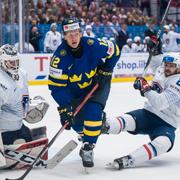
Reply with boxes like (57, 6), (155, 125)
(105, 162), (119, 170)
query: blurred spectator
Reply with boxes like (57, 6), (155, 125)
(83, 25), (96, 38)
(44, 23), (62, 53)
(139, 0), (151, 16)
(29, 26), (42, 52)
(30, 19), (38, 29)
(122, 38), (136, 53)
(159, 0), (168, 20)
(132, 36), (144, 52)
(2, 0), (178, 53)
(162, 25), (180, 52)
(116, 22), (129, 51)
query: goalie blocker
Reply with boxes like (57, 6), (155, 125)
(24, 96), (49, 124)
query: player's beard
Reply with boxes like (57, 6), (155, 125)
(165, 69), (178, 77)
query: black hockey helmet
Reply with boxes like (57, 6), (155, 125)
(61, 17), (81, 34)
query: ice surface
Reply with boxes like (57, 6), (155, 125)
(1, 83), (179, 180)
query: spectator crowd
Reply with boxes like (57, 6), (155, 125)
(1, 0), (180, 53)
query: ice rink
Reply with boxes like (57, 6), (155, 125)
(1, 82), (180, 180)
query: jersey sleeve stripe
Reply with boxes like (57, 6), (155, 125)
(48, 80), (67, 87)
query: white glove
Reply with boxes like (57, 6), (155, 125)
(24, 96), (49, 124)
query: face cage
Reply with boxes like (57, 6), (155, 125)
(1, 59), (20, 80)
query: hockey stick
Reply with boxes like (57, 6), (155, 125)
(3, 140), (77, 169)
(142, 0), (172, 77)
(5, 83), (99, 180)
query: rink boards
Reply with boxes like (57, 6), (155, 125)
(19, 53), (153, 85)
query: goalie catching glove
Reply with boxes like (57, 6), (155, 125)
(24, 96), (49, 124)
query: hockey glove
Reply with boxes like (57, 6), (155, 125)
(58, 105), (73, 130)
(97, 68), (112, 87)
(146, 36), (162, 55)
(25, 96), (49, 124)
(133, 77), (151, 96)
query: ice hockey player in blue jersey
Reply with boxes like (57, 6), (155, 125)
(48, 17), (120, 168)
(104, 52), (180, 170)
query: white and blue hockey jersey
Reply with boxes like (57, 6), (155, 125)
(0, 69), (29, 132)
(144, 56), (180, 128)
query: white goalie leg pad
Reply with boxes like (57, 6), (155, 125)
(0, 132), (6, 167)
(24, 96), (49, 124)
(106, 114), (136, 134)
(151, 136), (172, 156)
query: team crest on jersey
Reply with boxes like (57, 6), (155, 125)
(87, 39), (94, 45)
(60, 49), (67, 56)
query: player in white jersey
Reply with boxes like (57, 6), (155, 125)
(0, 44), (49, 167)
(132, 36), (144, 52)
(103, 52), (180, 170)
(162, 25), (180, 52)
(122, 38), (136, 53)
(44, 23), (62, 53)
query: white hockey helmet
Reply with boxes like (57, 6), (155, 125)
(0, 44), (20, 80)
(134, 36), (141, 43)
(162, 53), (180, 68)
(163, 25), (170, 31)
(126, 38), (132, 44)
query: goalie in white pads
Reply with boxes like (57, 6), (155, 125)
(0, 44), (49, 168)
(104, 52), (180, 170)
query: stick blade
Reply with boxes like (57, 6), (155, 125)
(47, 140), (78, 169)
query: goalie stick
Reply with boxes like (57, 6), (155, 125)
(142, 0), (172, 77)
(2, 140), (77, 169)
(5, 83), (99, 180)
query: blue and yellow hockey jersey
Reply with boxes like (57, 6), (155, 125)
(48, 37), (120, 107)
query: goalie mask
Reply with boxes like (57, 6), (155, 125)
(0, 44), (20, 80)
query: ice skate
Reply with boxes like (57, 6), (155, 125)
(79, 142), (95, 173)
(106, 155), (134, 170)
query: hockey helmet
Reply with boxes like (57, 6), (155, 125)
(162, 53), (180, 68)
(50, 23), (57, 29)
(163, 25), (170, 31)
(134, 36), (141, 43)
(126, 38), (132, 44)
(62, 17), (81, 33)
(0, 44), (20, 80)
